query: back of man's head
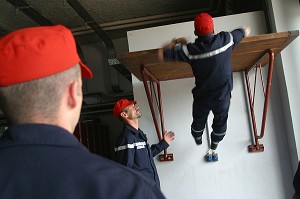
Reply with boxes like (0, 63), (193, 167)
(0, 25), (92, 124)
(194, 12), (214, 35)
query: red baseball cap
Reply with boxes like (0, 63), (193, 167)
(113, 99), (136, 118)
(0, 25), (93, 86)
(194, 13), (214, 35)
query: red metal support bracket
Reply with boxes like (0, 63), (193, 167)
(140, 65), (174, 161)
(245, 49), (275, 152)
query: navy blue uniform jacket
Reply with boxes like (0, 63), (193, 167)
(164, 29), (245, 100)
(115, 124), (169, 188)
(0, 124), (166, 199)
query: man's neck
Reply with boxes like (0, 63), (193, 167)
(126, 119), (139, 130)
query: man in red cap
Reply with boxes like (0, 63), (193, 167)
(0, 25), (166, 199)
(159, 13), (250, 162)
(113, 98), (175, 189)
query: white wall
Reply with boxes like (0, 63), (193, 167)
(127, 11), (295, 199)
(266, 0), (300, 172)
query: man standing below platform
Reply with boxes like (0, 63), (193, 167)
(113, 98), (175, 189)
(159, 12), (250, 162)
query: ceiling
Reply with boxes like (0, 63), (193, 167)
(0, 0), (264, 39)
(0, 0), (264, 119)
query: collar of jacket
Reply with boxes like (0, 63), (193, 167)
(0, 123), (83, 149)
(195, 34), (214, 42)
(124, 124), (148, 140)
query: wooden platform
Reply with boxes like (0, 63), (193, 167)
(117, 30), (299, 81)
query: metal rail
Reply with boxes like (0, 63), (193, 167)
(140, 65), (174, 161)
(245, 49), (274, 152)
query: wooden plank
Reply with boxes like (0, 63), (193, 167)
(117, 30), (299, 81)
(232, 31), (299, 71)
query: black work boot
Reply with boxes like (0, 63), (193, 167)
(193, 136), (202, 145)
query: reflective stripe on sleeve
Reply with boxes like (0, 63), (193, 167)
(114, 141), (146, 152)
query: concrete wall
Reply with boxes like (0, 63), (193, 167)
(266, 0), (300, 173)
(127, 11), (296, 199)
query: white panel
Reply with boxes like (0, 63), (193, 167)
(128, 11), (267, 52)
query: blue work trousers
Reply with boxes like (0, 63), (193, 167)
(191, 95), (231, 145)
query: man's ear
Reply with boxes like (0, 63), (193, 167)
(120, 111), (127, 118)
(67, 81), (79, 109)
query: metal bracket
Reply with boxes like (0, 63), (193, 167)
(245, 49), (274, 152)
(140, 65), (174, 161)
(159, 153), (174, 161)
